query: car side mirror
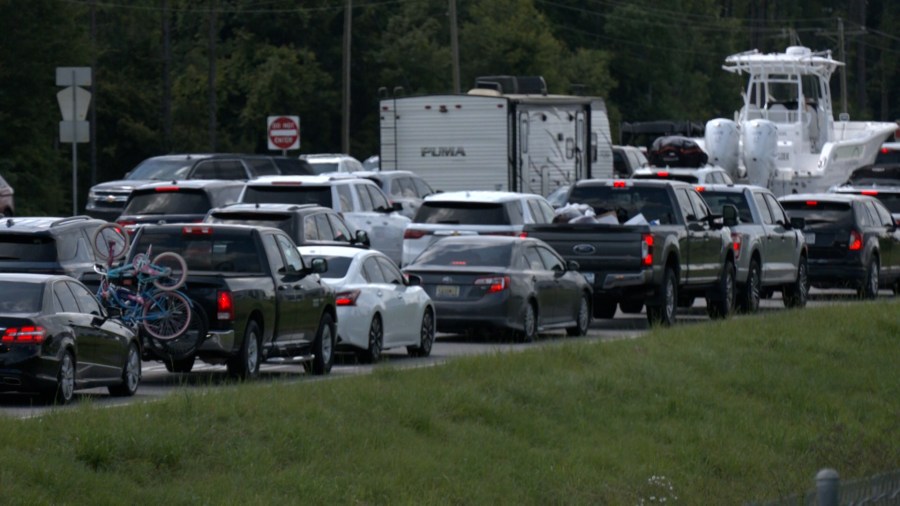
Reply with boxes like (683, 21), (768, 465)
(566, 260), (580, 271)
(722, 204), (739, 228)
(405, 274), (422, 286)
(309, 257), (328, 274)
(391, 201), (403, 212)
(354, 230), (370, 247)
(790, 216), (805, 231)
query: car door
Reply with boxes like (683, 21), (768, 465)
(870, 200), (899, 280)
(363, 183), (409, 265)
(68, 280), (125, 380)
(374, 256), (420, 346)
(863, 200), (893, 281)
(536, 244), (579, 323)
(52, 281), (103, 380)
(763, 192), (799, 282)
(522, 245), (559, 323)
(674, 188), (700, 284)
(262, 233), (303, 344)
(275, 233), (323, 344)
(686, 189), (718, 284)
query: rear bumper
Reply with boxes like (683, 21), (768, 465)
(0, 356), (58, 394)
(807, 260), (865, 288)
(431, 293), (521, 333)
(198, 329), (236, 354)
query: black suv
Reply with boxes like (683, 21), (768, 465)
(780, 193), (900, 297)
(831, 165), (900, 226)
(0, 216), (107, 282)
(117, 180), (245, 230)
(86, 154), (313, 221)
(203, 203), (370, 248)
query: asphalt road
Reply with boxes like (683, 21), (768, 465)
(0, 289), (891, 419)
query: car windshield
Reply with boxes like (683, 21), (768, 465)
(206, 212), (291, 233)
(0, 235), (56, 262)
(311, 255), (353, 279)
(781, 201), (855, 230)
(567, 185), (676, 224)
(701, 191), (754, 223)
(273, 159), (314, 176)
(847, 166), (900, 186)
(414, 202), (508, 225)
(307, 162), (339, 175)
(413, 242), (512, 268)
(133, 231), (263, 273)
(242, 186), (333, 207)
(124, 191), (212, 215)
(128, 158), (195, 180)
(632, 172), (699, 184)
(875, 194), (900, 213)
(0, 281), (43, 313)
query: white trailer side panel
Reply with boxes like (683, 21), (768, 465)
(590, 99), (614, 179)
(515, 103), (584, 195)
(380, 95), (510, 192)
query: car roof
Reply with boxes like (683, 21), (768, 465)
(0, 216), (99, 232)
(209, 203), (328, 214)
(779, 193), (874, 204)
(633, 166), (724, 175)
(298, 245), (377, 259)
(424, 190), (540, 203)
(575, 178), (691, 188)
(250, 174), (362, 185)
(695, 183), (760, 192)
(832, 186), (900, 194)
(422, 235), (521, 246)
(301, 154), (358, 162)
(136, 223), (282, 235)
(0, 273), (67, 283)
(131, 180), (246, 191)
(351, 170), (417, 179)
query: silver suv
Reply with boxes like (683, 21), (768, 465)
(239, 175), (410, 264)
(300, 154), (364, 175)
(401, 191), (555, 266)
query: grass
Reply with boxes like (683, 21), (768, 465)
(0, 300), (898, 505)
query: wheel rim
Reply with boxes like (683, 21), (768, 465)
(369, 317), (383, 360)
(60, 354), (75, 402)
(524, 304), (536, 337)
(869, 263), (879, 296)
(725, 265), (735, 309)
(321, 323), (333, 363)
(748, 264), (760, 311)
(577, 297), (589, 332)
(420, 310), (434, 352)
(798, 262), (809, 303)
(125, 346), (140, 392)
(247, 333), (259, 372)
(664, 276), (675, 322)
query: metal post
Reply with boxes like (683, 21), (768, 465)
(449, 0), (460, 94)
(342, 0), (352, 154)
(816, 468), (840, 506)
(71, 70), (78, 216)
(838, 17), (848, 117)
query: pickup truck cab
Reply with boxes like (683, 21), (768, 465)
(697, 184), (809, 312)
(523, 179), (737, 325)
(128, 224), (337, 378)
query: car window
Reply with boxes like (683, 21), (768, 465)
(303, 215), (319, 241)
(413, 241), (512, 268)
(275, 234), (304, 272)
(397, 177), (418, 198)
(327, 214), (353, 242)
(413, 177), (434, 198)
(522, 246), (544, 271)
(507, 200), (525, 225)
(191, 160), (247, 180)
(0, 281), (44, 313)
(263, 234), (286, 274)
(525, 200), (542, 224)
(753, 193), (774, 224)
(858, 202), (877, 227)
(242, 185), (332, 208)
(415, 202), (509, 225)
(314, 214), (335, 241)
(366, 185), (391, 211)
(536, 200), (555, 223)
(872, 200), (895, 227)
(335, 184), (354, 212)
(124, 191), (212, 215)
(674, 188), (694, 221)
(356, 184), (375, 211)
(763, 193), (788, 225)
(781, 201), (856, 231)
(536, 246), (565, 271)
(375, 256), (403, 284)
(686, 190), (709, 221)
(700, 191), (754, 224)
(53, 282), (80, 313)
(68, 281), (102, 315)
(246, 158), (279, 177)
(362, 257), (386, 283)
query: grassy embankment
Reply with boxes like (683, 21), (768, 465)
(0, 301), (897, 504)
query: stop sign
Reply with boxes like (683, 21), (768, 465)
(267, 115), (300, 151)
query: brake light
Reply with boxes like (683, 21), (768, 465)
(882, 147), (890, 154)
(154, 186), (180, 192)
(861, 190), (878, 196)
(335, 290), (360, 306)
(658, 171), (670, 177)
(116, 220), (136, 228)
(403, 229), (427, 239)
(695, 185), (705, 192)
(731, 232), (742, 260)
(848, 230), (863, 251)
(518, 232), (528, 238)
(217, 290), (235, 320)
(182, 226), (212, 235)
(612, 180), (627, 188)
(2, 326), (46, 344)
(475, 275), (509, 293)
(641, 233), (654, 266)
(806, 201), (818, 206)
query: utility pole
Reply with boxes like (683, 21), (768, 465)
(162, 0), (172, 152)
(208, 0), (217, 151)
(90, 0), (97, 185)
(342, 0), (352, 154)
(449, 0), (460, 94)
(838, 17), (848, 117)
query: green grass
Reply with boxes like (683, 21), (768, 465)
(1, 301), (898, 505)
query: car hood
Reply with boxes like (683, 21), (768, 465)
(91, 179), (156, 193)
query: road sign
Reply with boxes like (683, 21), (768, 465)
(267, 115), (300, 151)
(57, 86), (91, 121)
(55, 67), (92, 87)
(59, 121), (89, 143)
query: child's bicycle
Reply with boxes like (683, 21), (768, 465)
(92, 223), (193, 340)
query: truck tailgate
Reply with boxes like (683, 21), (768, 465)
(523, 223), (651, 272)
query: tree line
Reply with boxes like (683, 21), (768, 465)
(1, 0), (897, 216)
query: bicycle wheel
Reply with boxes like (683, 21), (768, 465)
(151, 252), (188, 292)
(92, 223), (130, 261)
(141, 291), (192, 340)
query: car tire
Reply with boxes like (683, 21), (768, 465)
(407, 307), (435, 358)
(227, 320), (261, 380)
(647, 267), (677, 326)
(164, 356), (195, 373)
(593, 298), (617, 319)
(518, 301), (538, 342)
(736, 258), (761, 314)
(109, 342), (141, 397)
(310, 313), (335, 375)
(676, 295), (695, 308)
(357, 315), (383, 364)
(706, 259), (735, 320)
(566, 293), (591, 337)
(858, 258), (879, 300)
(783, 257), (809, 309)
(618, 300), (644, 314)
(44, 350), (76, 405)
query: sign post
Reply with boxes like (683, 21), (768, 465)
(56, 67), (92, 216)
(267, 115), (300, 155)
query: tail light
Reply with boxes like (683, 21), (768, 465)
(612, 180), (627, 188)
(217, 290), (235, 321)
(116, 220), (136, 228)
(518, 232), (528, 238)
(403, 229), (427, 240)
(657, 171), (670, 177)
(641, 233), (654, 266)
(475, 276), (509, 293)
(861, 190), (878, 196)
(731, 232), (742, 260)
(695, 185), (705, 192)
(183, 226), (213, 235)
(154, 186), (180, 192)
(848, 230), (863, 251)
(335, 290), (360, 306)
(2, 326), (46, 344)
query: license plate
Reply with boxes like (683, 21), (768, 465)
(581, 272), (595, 284)
(804, 233), (816, 245)
(436, 285), (459, 297)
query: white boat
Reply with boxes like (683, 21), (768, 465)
(703, 46), (897, 196)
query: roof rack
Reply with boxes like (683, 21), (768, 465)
(50, 215), (93, 228)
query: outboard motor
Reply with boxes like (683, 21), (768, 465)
(742, 119), (778, 189)
(705, 119), (740, 180)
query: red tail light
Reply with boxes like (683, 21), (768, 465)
(612, 180), (627, 188)
(695, 185), (705, 192)
(2, 326), (46, 344)
(806, 201), (818, 206)
(641, 233), (654, 266)
(475, 275), (509, 293)
(403, 229), (427, 239)
(848, 230), (863, 251)
(154, 186), (180, 192)
(882, 147), (890, 154)
(657, 171), (670, 177)
(116, 220), (136, 227)
(861, 190), (878, 196)
(335, 289), (361, 306)
(731, 232), (743, 260)
(183, 226), (213, 235)
(518, 232), (528, 238)
(217, 290), (235, 321)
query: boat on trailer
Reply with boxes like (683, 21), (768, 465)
(703, 46), (897, 196)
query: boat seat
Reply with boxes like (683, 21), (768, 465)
(766, 104), (790, 123)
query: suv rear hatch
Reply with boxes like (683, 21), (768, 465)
(403, 201), (521, 263)
(119, 187), (214, 226)
(0, 234), (62, 274)
(242, 185), (333, 207)
(781, 200), (858, 259)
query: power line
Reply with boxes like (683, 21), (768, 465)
(59, 0), (414, 14)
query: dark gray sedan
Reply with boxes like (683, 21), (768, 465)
(402, 236), (592, 341)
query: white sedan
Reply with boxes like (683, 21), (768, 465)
(298, 245), (436, 363)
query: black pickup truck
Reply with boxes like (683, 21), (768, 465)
(523, 179), (738, 325)
(128, 224), (337, 378)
